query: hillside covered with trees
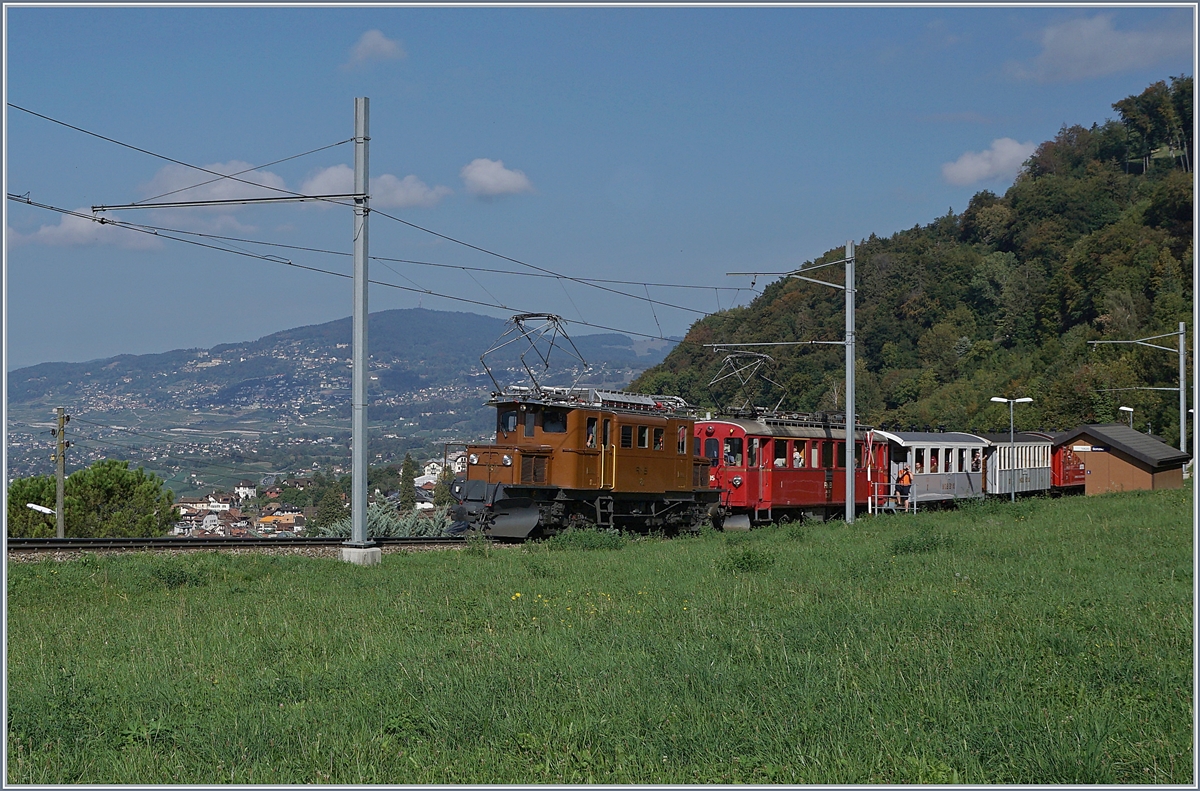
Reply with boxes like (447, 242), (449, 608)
(632, 77), (1193, 442)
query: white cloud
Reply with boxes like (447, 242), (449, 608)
(300, 163), (354, 195)
(374, 174), (452, 208)
(1009, 14), (1192, 82)
(460, 158), (534, 197)
(344, 30), (405, 69)
(942, 138), (1037, 186)
(7, 208), (162, 249)
(300, 165), (451, 208)
(140, 160), (288, 203)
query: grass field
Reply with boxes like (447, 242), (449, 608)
(6, 487), (1193, 784)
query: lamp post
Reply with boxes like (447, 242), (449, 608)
(991, 396), (1033, 502)
(1117, 405), (1133, 428)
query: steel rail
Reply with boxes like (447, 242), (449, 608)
(6, 536), (465, 552)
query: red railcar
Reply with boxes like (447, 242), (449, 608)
(1028, 431), (1086, 491)
(694, 414), (886, 527)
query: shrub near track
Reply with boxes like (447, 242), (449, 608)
(6, 486), (1192, 784)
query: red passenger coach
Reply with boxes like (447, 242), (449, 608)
(694, 414), (881, 528)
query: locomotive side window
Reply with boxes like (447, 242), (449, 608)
(653, 427), (664, 451)
(677, 426), (686, 454)
(774, 439), (788, 467)
(705, 438), (721, 463)
(603, 419), (611, 447)
(498, 410), (518, 435)
(620, 425), (633, 448)
(747, 438), (758, 467)
(586, 417), (597, 448)
(835, 442), (845, 469)
(524, 408), (536, 438)
(638, 426), (650, 448)
(693, 436), (701, 457)
(723, 438), (743, 467)
(543, 409), (567, 433)
(821, 441), (833, 469)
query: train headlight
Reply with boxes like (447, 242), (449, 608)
(502, 454), (513, 466)
(731, 475), (743, 487)
(468, 453), (479, 465)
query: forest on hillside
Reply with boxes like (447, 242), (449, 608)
(632, 77), (1193, 442)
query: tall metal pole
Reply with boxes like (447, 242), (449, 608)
(54, 406), (66, 538)
(1008, 400), (1015, 503)
(845, 240), (855, 524)
(1179, 321), (1187, 453)
(350, 97), (371, 547)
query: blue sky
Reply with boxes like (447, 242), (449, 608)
(4, 5), (1194, 370)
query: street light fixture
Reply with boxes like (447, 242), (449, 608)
(991, 396), (1033, 502)
(1117, 405), (1133, 428)
(26, 503), (55, 515)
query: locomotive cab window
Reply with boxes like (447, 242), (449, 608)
(620, 425), (633, 448)
(694, 436), (701, 457)
(498, 410), (518, 435)
(638, 426), (650, 448)
(705, 438), (721, 463)
(603, 419), (611, 447)
(794, 441), (806, 468)
(586, 417), (597, 448)
(524, 408), (537, 438)
(677, 426), (687, 454)
(747, 438), (758, 467)
(723, 438), (743, 467)
(543, 409), (567, 433)
(653, 427), (664, 451)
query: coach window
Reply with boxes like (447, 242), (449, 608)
(620, 425), (633, 448)
(835, 441), (846, 469)
(821, 441), (833, 469)
(586, 417), (597, 448)
(971, 448), (981, 472)
(638, 426), (650, 448)
(958, 448), (966, 474)
(653, 427), (664, 451)
(915, 448), (925, 473)
(774, 439), (788, 467)
(705, 438), (721, 464)
(524, 408), (537, 438)
(944, 448), (953, 474)
(854, 441), (863, 469)
(543, 409), (567, 433)
(498, 410), (518, 436)
(793, 441), (806, 468)
(723, 437), (743, 467)
(929, 448), (940, 473)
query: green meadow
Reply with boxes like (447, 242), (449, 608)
(6, 487), (1193, 784)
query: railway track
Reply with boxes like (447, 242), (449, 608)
(6, 536), (466, 553)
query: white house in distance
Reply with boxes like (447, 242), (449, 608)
(423, 460), (443, 477)
(234, 480), (256, 500)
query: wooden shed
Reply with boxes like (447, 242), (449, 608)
(1056, 424), (1190, 495)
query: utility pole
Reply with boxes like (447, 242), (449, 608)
(844, 241), (855, 524)
(342, 96), (380, 565)
(1180, 321), (1187, 454)
(51, 407), (69, 538)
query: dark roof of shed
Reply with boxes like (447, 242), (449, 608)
(1057, 424), (1191, 469)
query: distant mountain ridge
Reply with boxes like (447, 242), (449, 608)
(8, 308), (672, 406)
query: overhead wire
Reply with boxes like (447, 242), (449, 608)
(8, 103), (356, 209)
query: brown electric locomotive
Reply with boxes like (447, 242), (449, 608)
(452, 386), (719, 539)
